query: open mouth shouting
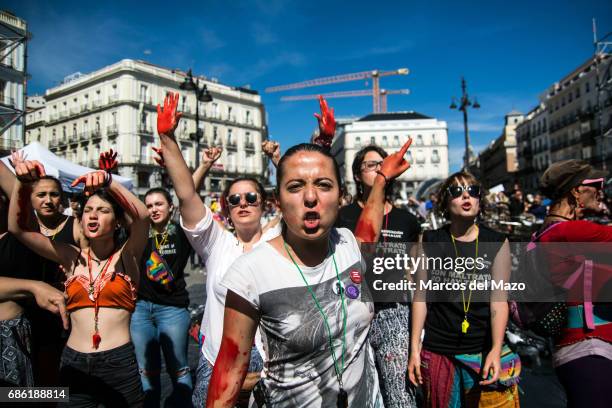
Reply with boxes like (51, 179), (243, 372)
(304, 211), (321, 230)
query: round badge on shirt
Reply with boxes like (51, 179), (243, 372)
(346, 284), (360, 299)
(349, 270), (362, 284)
(333, 281), (345, 296)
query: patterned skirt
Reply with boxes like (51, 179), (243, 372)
(0, 315), (34, 386)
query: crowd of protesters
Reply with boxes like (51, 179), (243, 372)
(0, 93), (610, 408)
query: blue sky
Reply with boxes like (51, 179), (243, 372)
(5, 0), (612, 171)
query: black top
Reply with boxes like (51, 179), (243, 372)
(0, 232), (46, 283)
(421, 224), (506, 355)
(336, 202), (421, 244)
(336, 202), (421, 305)
(138, 222), (193, 308)
(31, 216), (78, 346)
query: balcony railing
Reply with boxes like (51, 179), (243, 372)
(59, 110), (68, 119)
(244, 142), (255, 150)
(49, 139), (58, 148)
(69, 134), (78, 144)
(79, 131), (89, 142)
(138, 125), (153, 135)
(107, 125), (118, 137)
(92, 98), (102, 108)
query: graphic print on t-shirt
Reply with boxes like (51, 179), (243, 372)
(221, 228), (382, 408)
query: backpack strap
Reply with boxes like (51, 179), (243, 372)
(526, 222), (562, 251)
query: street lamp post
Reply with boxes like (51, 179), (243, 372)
(450, 77), (480, 170)
(180, 69), (213, 169)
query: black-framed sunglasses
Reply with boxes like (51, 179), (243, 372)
(447, 184), (481, 199)
(360, 160), (383, 172)
(227, 192), (259, 207)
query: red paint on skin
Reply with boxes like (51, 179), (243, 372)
(355, 214), (376, 243)
(17, 185), (32, 230)
(206, 337), (249, 407)
(108, 189), (140, 219)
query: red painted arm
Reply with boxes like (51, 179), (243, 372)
(355, 139), (412, 243)
(207, 291), (259, 408)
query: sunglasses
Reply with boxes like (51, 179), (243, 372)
(227, 192), (259, 207)
(361, 160), (383, 172)
(580, 178), (604, 191)
(447, 184), (481, 199)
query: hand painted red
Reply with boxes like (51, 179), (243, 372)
(98, 149), (118, 172)
(157, 92), (182, 137)
(71, 171), (106, 196)
(152, 146), (165, 167)
(313, 95), (336, 148)
(10, 158), (46, 183)
(378, 138), (412, 181)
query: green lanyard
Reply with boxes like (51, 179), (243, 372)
(283, 241), (348, 392)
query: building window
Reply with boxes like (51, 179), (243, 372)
(95, 117), (100, 132)
(416, 135), (423, 146)
(382, 135), (388, 146)
(227, 129), (233, 145)
(83, 120), (88, 134)
(246, 110), (251, 124)
(82, 148), (88, 163)
(72, 124), (77, 138)
(393, 135), (400, 147)
(228, 106), (233, 121)
(245, 132), (251, 144)
(431, 149), (440, 163)
(370, 136), (375, 145)
(111, 111), (117, 125)
(416, 150), (426, 164)
(585, 82), (590, 93)
(139, 85), (148, 102)
(431, 133), (437, 145)
(213, 126), (218, 144)
(62, 126), (67, 139)
(355, 136), (361, 147)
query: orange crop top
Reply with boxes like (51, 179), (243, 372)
(65, 271), (137, 313)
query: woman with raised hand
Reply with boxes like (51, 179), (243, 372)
(6, 151), (87, 385)
(0, 184), (68, 387)
(156, 93), (279, 407)
(206, 136), (412, 407)
(336, 144), (421, 408)
(408, 171), (520, 407)
(8, 151), (149, 407)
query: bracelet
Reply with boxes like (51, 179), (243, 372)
(103, 171), (112, 187)
(375, 170), (390, 184)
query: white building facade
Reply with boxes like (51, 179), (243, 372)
(0, 10), (28, 155)
(25, 59), (268, 196)
(331, 112), (449, 197)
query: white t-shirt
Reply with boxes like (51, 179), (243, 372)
(221, 228), (382, 408)
(180, 208), (280, 364)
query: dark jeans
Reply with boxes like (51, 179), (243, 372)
(556, 355), (612, 408)
(59, 342), (144, 408)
